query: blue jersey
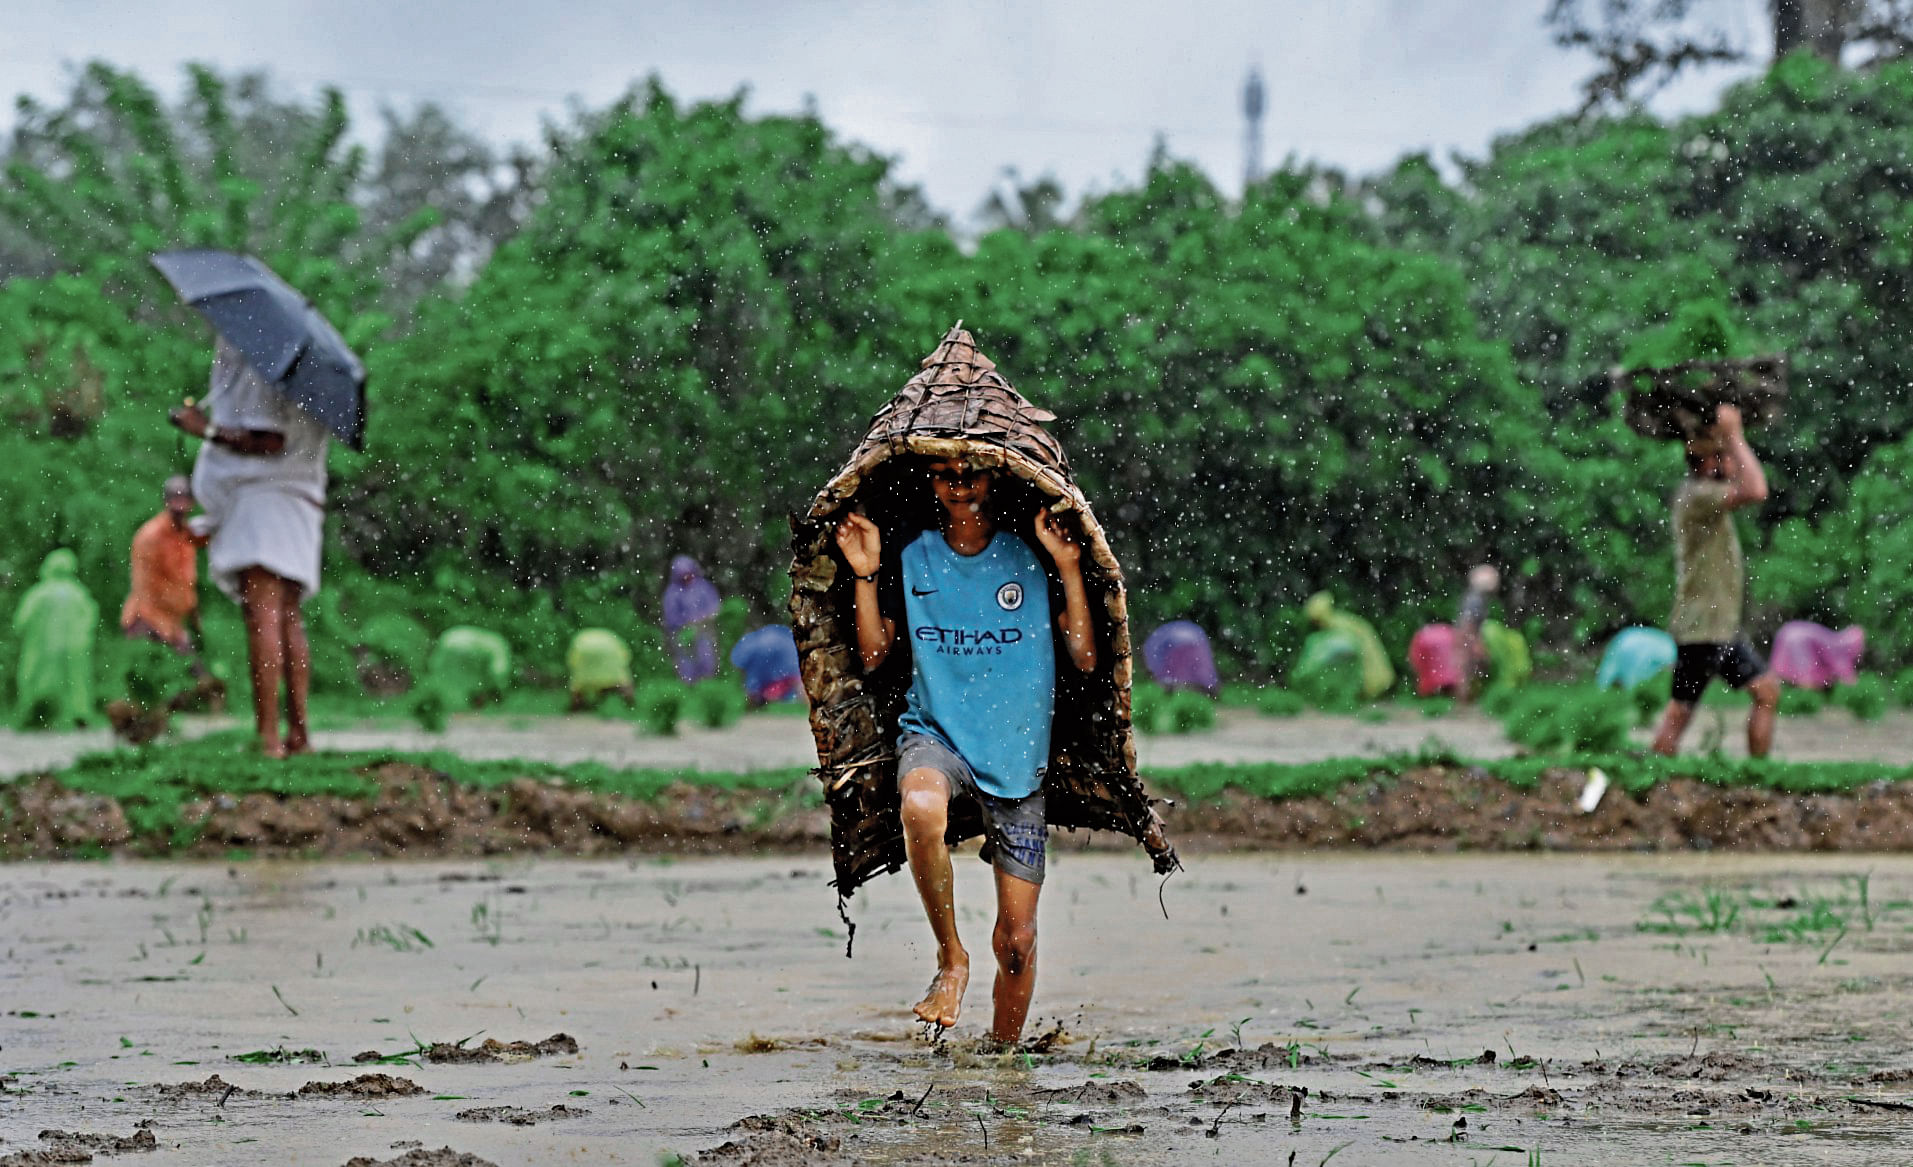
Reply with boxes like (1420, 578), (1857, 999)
(894, 529), (1055, 799)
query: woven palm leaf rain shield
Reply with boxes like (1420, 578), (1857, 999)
(788, 323), (1180, 904)
(1614, 354), (1788, 441)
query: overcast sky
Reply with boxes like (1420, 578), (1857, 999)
(7, 0), (1772, 222)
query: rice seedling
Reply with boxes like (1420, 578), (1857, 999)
(471, 898), (505, 946)
(1639, 887), (1742, 936)
(351, 924), (434, 952)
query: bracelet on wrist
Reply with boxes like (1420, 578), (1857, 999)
(854, 571), (878, 582)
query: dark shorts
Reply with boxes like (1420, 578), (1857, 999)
(1672, 638), (1767, 705)
(897, 733), (1046, 885)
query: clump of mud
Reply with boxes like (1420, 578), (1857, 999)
(0, 1128), (156, 1165)
(1038, 1079), (1149, 1105)
(149, 1075), (272, 1101)
(297, 1074), (425, 1099)
(454, 1104), (587, 1125)
(0, 1149), (93, 1167)
(696, 1115), (847, 1166)
(341, 1150), (496, 1167)
(420, 1034), (577, 1064)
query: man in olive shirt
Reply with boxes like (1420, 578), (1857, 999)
(1651, 404), (1780, 757)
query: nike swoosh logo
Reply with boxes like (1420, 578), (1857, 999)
(911, 587), (937, 596)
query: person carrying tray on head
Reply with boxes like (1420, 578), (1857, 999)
(835, 455), (1098, 1046)
(1651, 404), (1780, 757)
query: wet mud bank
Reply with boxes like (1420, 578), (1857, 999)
(0, 762), (828, 860)
(1170, 764), (1913, 852)
(9, 853), (1913, 1165)
(697, 1040), (1913, 1166)
(8, 761), (1913, 860)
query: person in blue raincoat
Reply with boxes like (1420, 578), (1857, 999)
(730, 625), (801, 708)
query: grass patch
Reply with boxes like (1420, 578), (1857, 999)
(633, 680), (688, 735)
(1132, 683), (1218, 735)
(1639, 874), (1893, 947)
(1218, 683), (1308, 717)
(684, 680), (746, 729)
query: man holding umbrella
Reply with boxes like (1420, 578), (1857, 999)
(155, 251), (365, 759)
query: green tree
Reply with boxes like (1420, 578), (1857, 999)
(1368, 54), (1913, 645)
(0, 61), (527, 311)
(894, 158), (1546, 667)
(333, 81), (935, 671)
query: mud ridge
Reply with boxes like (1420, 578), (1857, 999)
(0, 763), (828, 859)
(11, 761), (1913, 859)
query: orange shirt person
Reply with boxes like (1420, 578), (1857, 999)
(121, 477), (208, 652)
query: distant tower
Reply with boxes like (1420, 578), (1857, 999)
(1242, 67), (1266, 189)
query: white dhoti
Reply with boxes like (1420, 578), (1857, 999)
(189, 340), (332, 605)
(193, 481), (325, 603)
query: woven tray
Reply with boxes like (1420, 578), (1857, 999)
(788, 324), (1180, 899)
(1615, 354), (1788, 440)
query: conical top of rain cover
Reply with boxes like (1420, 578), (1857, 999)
(789, 323), (1179, 906)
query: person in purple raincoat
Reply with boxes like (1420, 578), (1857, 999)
(1142, 621), (1220, 697)
(662, 555), (721, 683)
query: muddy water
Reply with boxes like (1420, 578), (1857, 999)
(5, 853), (1913, 1165)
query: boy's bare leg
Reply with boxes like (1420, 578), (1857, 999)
(900, 768), (968, 1028)
(988, 867), (1041, 1044)
(1746, 674), (1779, 758)
(1651, 700), (1695, 756)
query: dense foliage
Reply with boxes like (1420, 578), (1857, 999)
(1370, 52), (1913, 651)
(7, 53), (1913, 714)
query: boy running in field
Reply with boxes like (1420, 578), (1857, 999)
(836, 456), (1097, 1045)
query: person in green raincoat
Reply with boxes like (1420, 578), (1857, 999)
(1301, 592), (1395, 700)
(567, 628), (635, 710)
(13, 549), (100, 729)
(426, 626), (512, 708)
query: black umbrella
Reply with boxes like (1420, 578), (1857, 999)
(150, 250), (367, 451)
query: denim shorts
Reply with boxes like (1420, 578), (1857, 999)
(897, 733), (1046, 885)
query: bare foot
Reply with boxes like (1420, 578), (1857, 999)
(913, 962), (969, 1030)
(258, 739), (288, 760)
(285, 732), (311, 756)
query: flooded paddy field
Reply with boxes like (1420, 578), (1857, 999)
(6, 852), (1913, 1165)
